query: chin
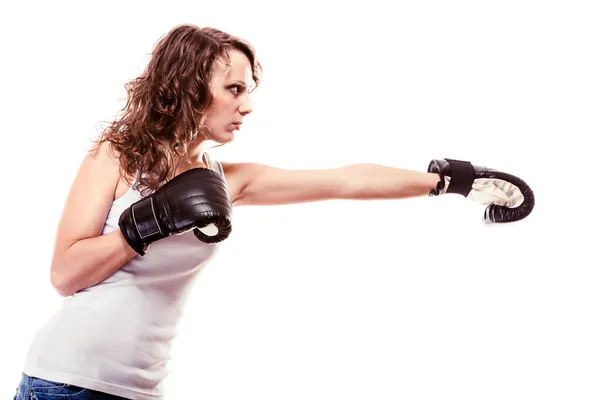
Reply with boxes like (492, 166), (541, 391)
(211, 132), (235, 145)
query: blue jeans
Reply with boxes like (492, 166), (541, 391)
(14, 374), (129, 399)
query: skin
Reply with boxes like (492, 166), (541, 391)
(198, 50), (255, 150)
(51, 49), (441, 296)
(114, 49), (253, 201)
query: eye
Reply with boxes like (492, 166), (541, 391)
(228, 85), (243, 95)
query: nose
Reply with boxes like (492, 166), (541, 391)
(238, 95), (253, 116)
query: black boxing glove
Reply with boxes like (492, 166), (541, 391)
(118, 168), (233, 255)
(427, 158), (535, 223)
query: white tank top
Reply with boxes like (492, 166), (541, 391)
(22, 153), (225, 399)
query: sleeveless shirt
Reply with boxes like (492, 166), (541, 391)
(21, 153), (225, 399)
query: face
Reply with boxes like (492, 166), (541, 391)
(202, 49), (255, 144)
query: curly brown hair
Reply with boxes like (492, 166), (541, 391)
(91, 24), (262, 194)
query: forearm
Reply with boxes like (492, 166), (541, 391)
(51, 230), (138, 296)
(341, 163), (440, 200)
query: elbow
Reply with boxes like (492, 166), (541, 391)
(50, 265), (75, 297)
(338, 164), (368, 200)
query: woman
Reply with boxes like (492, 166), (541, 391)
(14, 24), (533, 399)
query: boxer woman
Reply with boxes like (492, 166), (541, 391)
(13, 24), (534, 399)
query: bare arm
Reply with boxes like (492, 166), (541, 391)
(50, 141), (138, 297)
(224, 162), (441, 206)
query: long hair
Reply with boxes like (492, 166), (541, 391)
(91, 24), (262, 194)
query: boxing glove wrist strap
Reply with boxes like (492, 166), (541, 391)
(131, 197), (164, 240)
(429, 158), (475, 197)
(444, 159), (475, 196)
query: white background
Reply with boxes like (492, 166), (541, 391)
(1, 0), (598, 399)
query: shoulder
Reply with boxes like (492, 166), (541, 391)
(87, 139), (121, 167)
(219, 161), (287, 206)
(220, 161), (253, 204)
(86, 139), (133, 199)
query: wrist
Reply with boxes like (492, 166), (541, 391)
(429, 173), (448, 196)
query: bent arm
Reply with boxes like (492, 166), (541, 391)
(50, 142), (137, 297)
(51, 230), (138, 297)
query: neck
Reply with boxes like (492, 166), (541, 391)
(188, 139), (212, 165)
(174, 140), (210, 176)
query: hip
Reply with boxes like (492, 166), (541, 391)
(14, 374), (130, 400)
